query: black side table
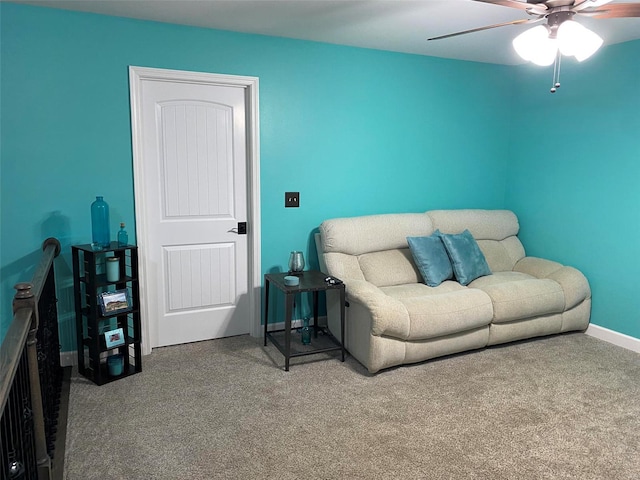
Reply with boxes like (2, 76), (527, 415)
(264, 270), (346, 371)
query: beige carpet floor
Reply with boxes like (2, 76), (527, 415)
(64, 332), (640, 480)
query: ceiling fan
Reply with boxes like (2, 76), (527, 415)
(428, 0), (640, 92)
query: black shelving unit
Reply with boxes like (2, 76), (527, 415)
(72, 242), (142, 385)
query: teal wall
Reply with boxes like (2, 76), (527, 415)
(506, 40), (640, 338)
(0, 4), (512, 350)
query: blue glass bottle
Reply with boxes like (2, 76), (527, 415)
(91, 196), (110, 249)
(117, 223), (128, 247)
(301, 317), (311, 345)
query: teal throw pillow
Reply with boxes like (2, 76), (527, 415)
(407, 230), (453, 287)
(440, 229), (491, 286)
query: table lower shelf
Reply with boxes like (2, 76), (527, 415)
(266, 326), (343, 359)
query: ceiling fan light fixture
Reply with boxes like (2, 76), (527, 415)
(557, 20), (603, 61)
(514, 18), (603, 66)
(512, 25), (558, 66)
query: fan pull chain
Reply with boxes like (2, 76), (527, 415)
(550, 51), (562, 93)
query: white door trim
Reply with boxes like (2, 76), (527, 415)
(129, 66), (261, 354)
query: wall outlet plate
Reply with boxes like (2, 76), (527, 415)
(285, 192), (299, 208)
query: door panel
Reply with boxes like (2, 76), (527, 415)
(160, 102), (233, 218)
(164, 243), (234, 311)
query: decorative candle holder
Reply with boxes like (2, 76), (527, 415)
(106, 257), (120, 282)
(107, 354), (124, 376)
(288, 251), (305, 275)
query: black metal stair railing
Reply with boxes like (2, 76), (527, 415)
(0, 238), (63, 480)
(35, 266), (63, 459)
(0, 313), (37, 480)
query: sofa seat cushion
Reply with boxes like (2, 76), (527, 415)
(470, 272), (565, 323)
(380, 283), (493, 341)
(381, 281), (464, 298)
(469, 271), (532, 287)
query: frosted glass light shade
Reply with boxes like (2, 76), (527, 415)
(513, 25), (558, 66)
(514, 20), (603, 65)
(557, 20), (603, 61)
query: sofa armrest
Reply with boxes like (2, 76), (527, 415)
(514, 256), (591, 310)
(346, 280), (410, 340)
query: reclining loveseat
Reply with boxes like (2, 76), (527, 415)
(317, 209), (591, 373)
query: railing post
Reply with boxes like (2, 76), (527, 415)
(13, 282), (52, 480)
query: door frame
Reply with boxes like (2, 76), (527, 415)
(129, 66), (261, 354)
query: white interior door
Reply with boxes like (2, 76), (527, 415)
(130, 67), (261, 351)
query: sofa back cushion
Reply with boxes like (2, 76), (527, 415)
(477, 237), (526, 272)
(358, 249), (422, 287)
(320, 213), (432, 287)
(321, 213), (433, 255)
(427, 210), (525, 272)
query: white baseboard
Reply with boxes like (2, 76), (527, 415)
(585, 324), (640, 354)
(59, 316), (326, 365)
(60, 316), (328, 365)
(60, 351), (77, 367)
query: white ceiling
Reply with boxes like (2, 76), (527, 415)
(15, 0), (640, 65)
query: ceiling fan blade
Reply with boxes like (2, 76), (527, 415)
(572, 0), (613, 10)
(580, 3), (640, 18)
(473, 0), (547, 12)
(428, 17), (542, 41)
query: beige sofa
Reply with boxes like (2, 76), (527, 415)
(317, 209), (591, 373)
